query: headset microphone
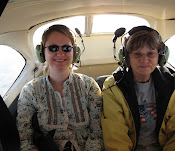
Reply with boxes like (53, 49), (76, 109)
(112, 27), (126, 43)
(75, 28), (82, 38)
(113, 27), (126, 61)
(75, 28), (85, 53)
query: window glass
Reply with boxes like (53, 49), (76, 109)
(0, 45), (25, 97)
(92, 14), (150, 33)
(165, 35), (175, 68)
(33, 16), (85, 48)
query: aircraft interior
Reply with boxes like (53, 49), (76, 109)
(0, 0), (175, 150)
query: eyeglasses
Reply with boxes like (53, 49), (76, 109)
(45, 45), (73, 52)
(130, 51), (158, 59)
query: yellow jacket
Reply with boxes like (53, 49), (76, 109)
(102, 67), (175, 151)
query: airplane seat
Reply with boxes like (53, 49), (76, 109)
(0, 95), (20, 151)
(8, 95), (19, 123)
(95, 75), (111, 90)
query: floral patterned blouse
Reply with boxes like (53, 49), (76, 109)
(17, 72), (104, 151)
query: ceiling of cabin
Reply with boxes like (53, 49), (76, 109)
(0, 0), (175, 34)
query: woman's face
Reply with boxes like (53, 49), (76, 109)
(44, 31), (73, 73)
(129, 45), (159, 82)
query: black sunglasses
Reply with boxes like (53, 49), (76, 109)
(45, 45), (73, 52)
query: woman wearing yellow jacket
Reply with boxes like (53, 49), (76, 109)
(102, 26), (175, 151)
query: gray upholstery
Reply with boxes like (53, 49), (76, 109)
(95, 75), (111, 90)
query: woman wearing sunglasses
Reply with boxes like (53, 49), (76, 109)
(17, 25), (104, 151)
(102, 26), (175, 151)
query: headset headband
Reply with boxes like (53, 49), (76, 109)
(128, 26), (153, 35)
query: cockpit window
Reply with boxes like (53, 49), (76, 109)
(92, 14), (150, 33)
(0, 45), (25, 97)
(33, 14), (149, 48)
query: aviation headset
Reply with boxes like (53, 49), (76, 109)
(118, 26), (169, 67)
(36, 24), (81, 64)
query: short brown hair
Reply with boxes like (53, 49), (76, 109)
(125, 30), (165, 54)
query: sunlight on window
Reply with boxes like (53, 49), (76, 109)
(92, 14), (150, 33)
(33, 16), (85, 48)
(165, 35), (175, 68)
(0, 45), (25, 97)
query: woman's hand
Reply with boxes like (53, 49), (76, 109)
(30, 147), (39, 151)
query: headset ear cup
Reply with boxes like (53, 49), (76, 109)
(36, 43), (45, 63)
(124, 49), (130, 67)
(118, 47), (130, 67)
(158, 45), (170, 66)
(118, 48), (125, 66)
(73, 45), (81, 64)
